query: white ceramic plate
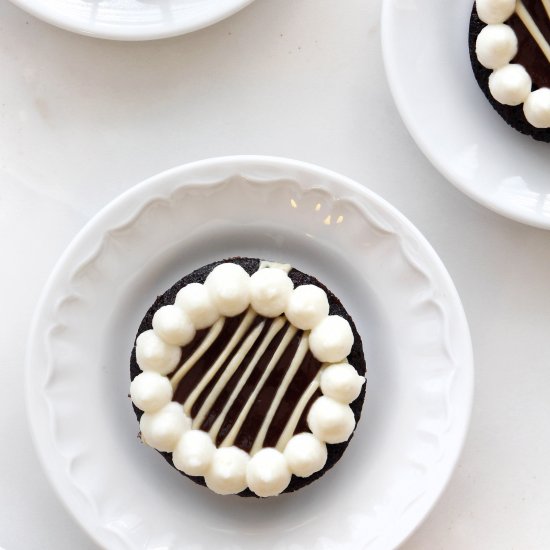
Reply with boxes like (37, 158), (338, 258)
(381, 0), (550, 230)
(8, 0), (255, 41)
(26, 156), (473, 550)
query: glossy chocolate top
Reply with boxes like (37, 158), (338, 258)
(508, 0), (550, 88)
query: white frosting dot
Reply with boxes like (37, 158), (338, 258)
(246, 448), (291, 497)
(172, 430), (215, 476)
(175, 283), (220, 329)
(130, 371), (173, 413)
(250, 268), (294, 318)
(320, 363), (365, 404)
(204, 263), (251, 317)
(307, 396), (356, 444)
(309, 316), (354, 363)
(284, 433), (327, 478)
(135, 329), (181, 375)
(285, 285), (329, 330)
(475, 24), (517, 69)
(204, 446), (250, 495)
(152, 305), (196, 346)
(476, 0), (516, 24)
(523, 88), (550, 129)
(489, 64), (532, 106)
(140, 402), (191, 452)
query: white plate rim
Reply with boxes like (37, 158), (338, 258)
(26, 155), (474, 550)
(381, 0), (550, 231)
(7, 0), (256, 41)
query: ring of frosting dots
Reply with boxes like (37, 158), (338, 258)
(130, 260), (366, 497)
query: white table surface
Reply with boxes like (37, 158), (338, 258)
(1, 0), (549, 548)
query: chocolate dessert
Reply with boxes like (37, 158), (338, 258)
(469, 0), (550, 141)
(129, 258), (367, 498)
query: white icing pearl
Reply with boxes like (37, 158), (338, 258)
(246, 448), (291, 497)
(308, 316), (354, 363)
(320, 363), (365, 404)
(135, 329), (181, 375)
(285, 285), (329, 330)
(489, 64), (532, 106)
(523, 88), (550, 129)
(140, 402), (191, 452)
(284, 433), (327, 478)
(152, 305), (195, 346)
(204, 446), (250, 495)
(475, 24), (517, 69)
(250, 268), (294, 318)
(175, 283), (220, 329)
(130, 371), (173, 413)
(172, 430), (215, 476)
(476, 0), (516, 24)
(307, 396), (355, 444)
(204, 263), (251, 317)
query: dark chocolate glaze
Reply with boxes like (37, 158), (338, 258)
(213, 321), (290, 445)
(294, 389), (323, 435)
(173, 311), (323, 454)
(130, 257), (367, 498)
(187, 313), (264, 419)
(176, 328), (209, 367)
(508, 1), (550, 88)
(197, 318), (276, 433)
(232, 328), (305, 452)
(263, 350), (322, 448)
(469, 5), (550, 142)
(172, 314), (245, 405)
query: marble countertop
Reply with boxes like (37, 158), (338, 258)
(1, 0), (549, 548)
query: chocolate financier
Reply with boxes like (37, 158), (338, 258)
(469, 0), (550, 141)
(130, 258), (367, 498)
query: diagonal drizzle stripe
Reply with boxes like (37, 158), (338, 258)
(182, 309), (257, 416)
(170, 318), (225, 390)
(516, 1), (550, 64)
(218, 325), (299, 448)
(275, 376), (321, 451)
(250, 333), (310, 455)
(205, 317), (288, 441)
(169, 307), (326, 454)
(191, 319), (267, 428)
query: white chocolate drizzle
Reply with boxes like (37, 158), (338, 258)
(516, 1), (550, 64)
(218, 324), (299, 448)
(170, 318), (225, 389)
(206, 316), (287, 441)
(250, 332), (310, 455)
(275, 375), (321, 451)
(183, 309), (257, 416)
(131, 260), (365, 497)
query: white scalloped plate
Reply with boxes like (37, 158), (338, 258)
(8, 0), (255, 41)
(382, 0), (550, 230)
(26, 156), (473, 550)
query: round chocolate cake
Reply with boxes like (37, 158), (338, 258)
(129, 257), (367, 498)
(469, 0), (550, 142)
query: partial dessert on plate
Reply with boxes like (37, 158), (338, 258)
(129, 257), (367, 498)
(469, 0), (550, 141)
